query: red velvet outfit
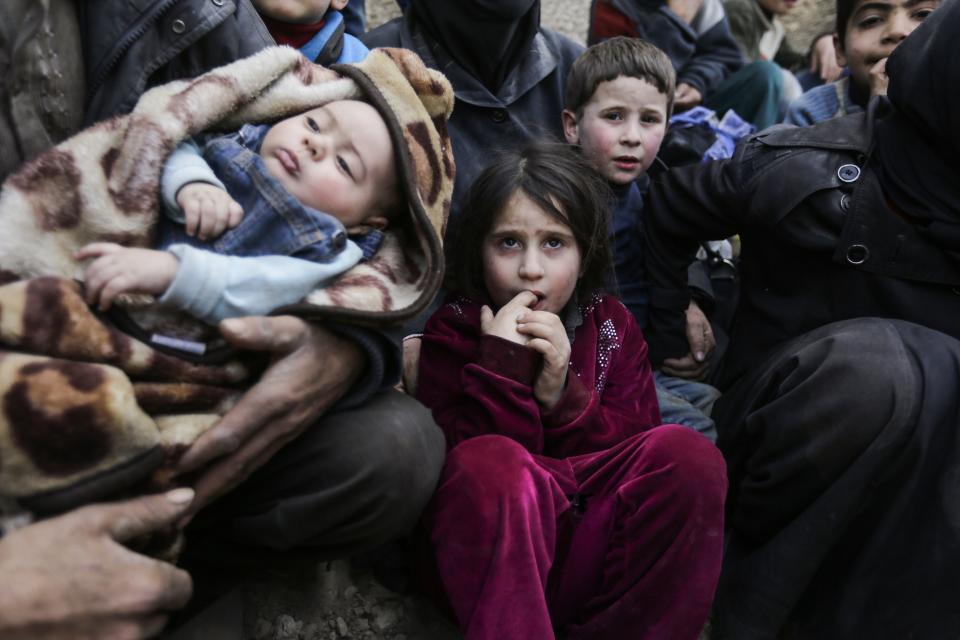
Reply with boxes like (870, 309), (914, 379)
(416, 294), (727, 639)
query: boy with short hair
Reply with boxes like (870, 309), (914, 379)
(784, 0), (940, 126)
(78, 95), (403, 324)
(562, 36), (720, 440)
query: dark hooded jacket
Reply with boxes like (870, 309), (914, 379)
(362, 0), (584, 223)
(588, 0), (742, 97)
(643, 0), (960, 388)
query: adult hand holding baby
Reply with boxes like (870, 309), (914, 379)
(176, 315), (364, 517)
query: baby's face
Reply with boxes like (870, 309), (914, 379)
(260, 100), (397, 228)
(253, 0), (347, 24)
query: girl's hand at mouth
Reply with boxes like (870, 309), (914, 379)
(481, 290), (538, 345)
(517, 309), (571, 410)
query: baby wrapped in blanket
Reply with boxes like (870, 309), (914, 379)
(0, 46), (454, 516)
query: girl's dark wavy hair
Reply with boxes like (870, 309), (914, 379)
(446, 141), (614, 305)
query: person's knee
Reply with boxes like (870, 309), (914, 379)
(640, 425), (727, 506)
(804, 319), (919, 437)
(742, 60), (784, 92)
(353, 393), (446, 534)
(445, 435), (539, 491)
(439, 435), (557, 515)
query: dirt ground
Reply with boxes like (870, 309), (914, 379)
(179, 2), (839, 638)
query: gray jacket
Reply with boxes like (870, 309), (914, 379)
(363, 17), (584, 224)
(80, 0), (274, 124)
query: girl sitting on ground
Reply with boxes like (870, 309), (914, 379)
(415, 142), (727, 640)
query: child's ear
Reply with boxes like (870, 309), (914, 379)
(331, 0), (349, 10)
(561, 109), (581, 145)
(833, 33), (848, 68)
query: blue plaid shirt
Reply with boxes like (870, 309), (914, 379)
(157, 123), (384, 263)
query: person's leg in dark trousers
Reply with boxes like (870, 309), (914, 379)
(712, 318), (960, 640)
(705, 60), (784, 130)
(183, 389), (445, 568)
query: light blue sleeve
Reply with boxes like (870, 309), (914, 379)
(783, 95), (816, 127)
(339, 33), (370, 63)
(159, 242), (363, 324)
(161, 140), (226, 221)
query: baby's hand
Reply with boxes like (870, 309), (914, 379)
(176, 183), (243, 241)
(517, 310), (571, 410)
(480, 291), (538, 346)
(76, 243), (179, 310)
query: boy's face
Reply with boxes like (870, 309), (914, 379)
(253, 0), (348, 24)
(562, 76), (668, 186)
(758, 0), (798, 16)
(838, 0), (939, 90)
(261, 100), (397, 228)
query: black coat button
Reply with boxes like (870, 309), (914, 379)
(840, 194), (851, 212)
(838, 164), (861, 183)
(490, 109), (507, 123)
(171, 18), (187, 34)
(846, 244), (869, 264)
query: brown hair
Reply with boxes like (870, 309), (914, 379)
(564, 36), (676, 117)
(446, 141), (614, 305)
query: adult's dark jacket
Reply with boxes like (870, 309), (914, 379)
(362, 15), (584, 222)
(79, 0), (274, 125)
(644, 102), (960, 389)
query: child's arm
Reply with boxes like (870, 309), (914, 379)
(677, 12), (743, 102)
(416, 296), (551, 454)
(157, 243), (362, 324)
(524, 300), (663, 458)
(77, 241), (362, 323)
(162, 140), (243, 240)
(77, 244), (179, 310)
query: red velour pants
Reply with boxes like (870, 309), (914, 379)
(423, 425), (727, 639)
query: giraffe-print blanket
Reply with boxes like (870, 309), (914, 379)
(0, 46), (454, 516)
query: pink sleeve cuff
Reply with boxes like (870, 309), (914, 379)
(542, 372), (592, 427)
(477, 335), (539, 385)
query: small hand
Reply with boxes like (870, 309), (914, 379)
(0, 490), (194, 640)
(480, 291), (538, 346)
(76, 243), (179, 310)
(517, 309), (571, 410)
(661, 300), (714, 380)
(674, 83), (704, 112)
(176, 182), (243, 241)
(868, 57), (889, 98)
(809, 35), (843, 83)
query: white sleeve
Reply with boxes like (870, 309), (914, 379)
(161, 140), (226, 221)
(158, 242), (363, 324)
